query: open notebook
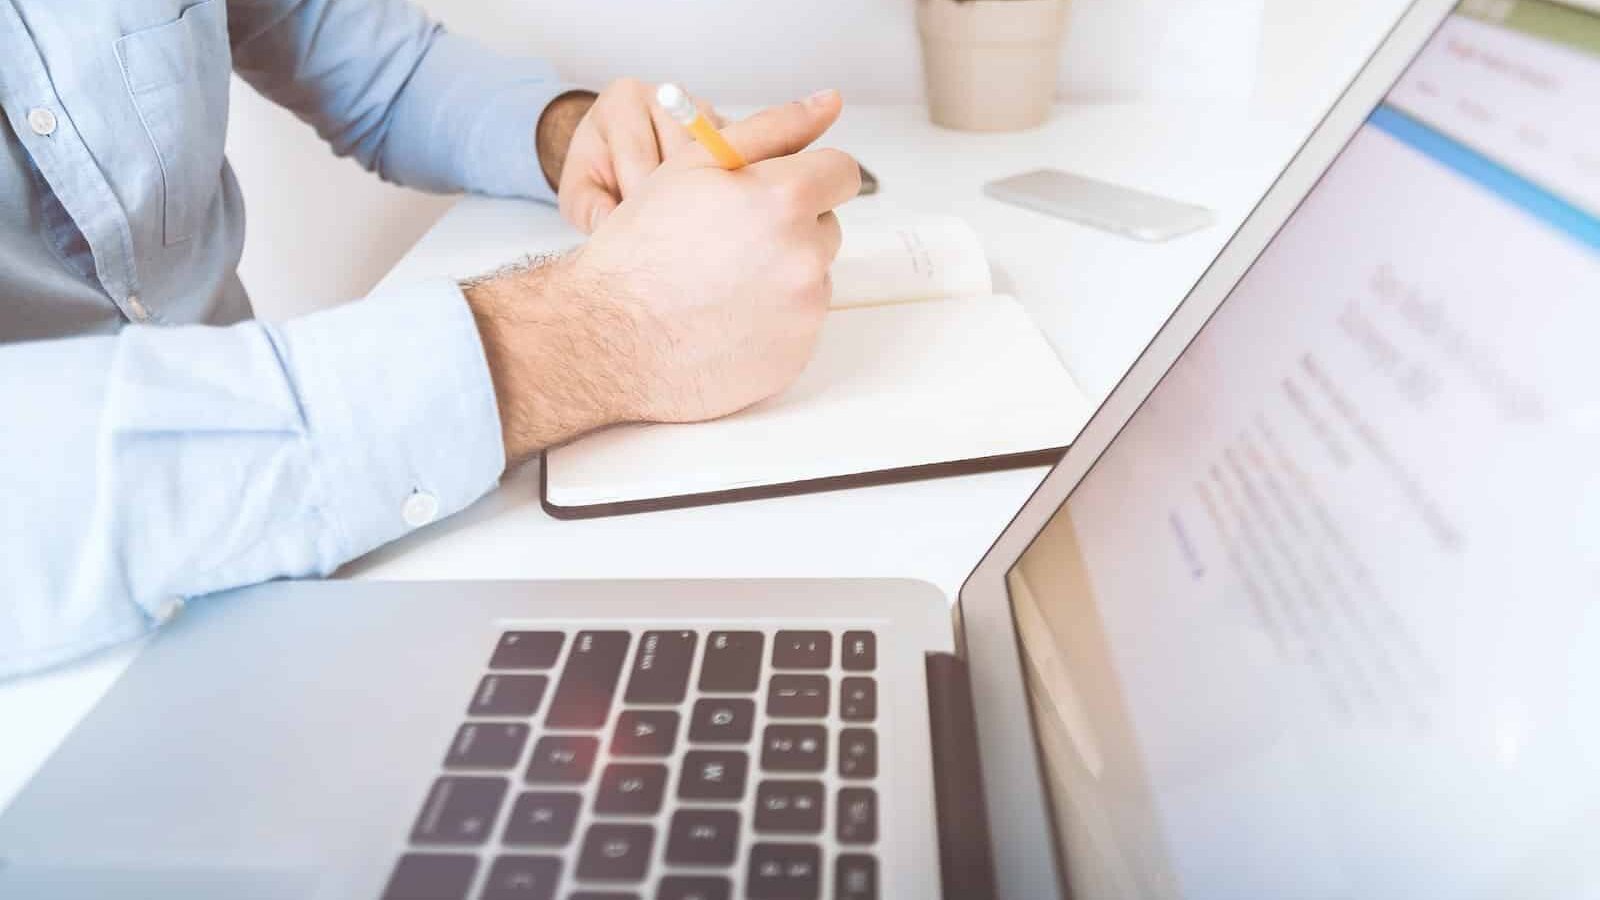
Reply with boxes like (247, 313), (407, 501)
(543, 216), (1092, 517)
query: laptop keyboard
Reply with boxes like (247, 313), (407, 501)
(383, 628), (881, 900)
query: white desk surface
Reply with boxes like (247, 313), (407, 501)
(0, 101), (1325, 811)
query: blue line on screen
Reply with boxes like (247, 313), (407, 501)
(1368, 103), (1600, 253)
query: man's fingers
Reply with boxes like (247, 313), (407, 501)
(585, 193), (619, 233)
(755, 147), (863, 216)
(650, 99), (696, 155)
(716, 89), (843, 166)
(817, 211), (844, 263)
(560, 177), (620, 235)
(697, 99), (726, 129)
(601, 102), (664, 197)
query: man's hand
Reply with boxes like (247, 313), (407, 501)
(534, 90), (598, 195)
(467, 90), (858, 463)
(543, 78), (723, 235)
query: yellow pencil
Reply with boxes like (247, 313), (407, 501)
(656, 83), (746, 170)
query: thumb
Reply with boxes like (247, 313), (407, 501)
(558, 172), (620, 235)
(585, 193), (619, 234)
(717, 90), (842, 165)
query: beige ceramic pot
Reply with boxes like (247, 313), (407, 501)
(916, 0), (1071, 132)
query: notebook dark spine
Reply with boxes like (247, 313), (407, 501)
(538, 446), (1067, 520)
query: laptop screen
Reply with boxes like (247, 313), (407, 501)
(1005, 1), (1600, 896)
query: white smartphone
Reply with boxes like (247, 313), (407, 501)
(984, 168), (1215, 242)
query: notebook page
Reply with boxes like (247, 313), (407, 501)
(829, 215), (993, 309)
(545, 295), (1090, 508)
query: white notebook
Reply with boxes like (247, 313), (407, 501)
(543, 216), (1092, 517)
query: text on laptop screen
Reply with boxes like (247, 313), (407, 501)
(1006, 2), (1600, 896)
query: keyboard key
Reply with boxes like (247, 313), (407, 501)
(623, 630), (697, 704)
(835, 854), (879, 900)
(469, 674), (549, 717)
(524, 735), (598, 784)
(444, 722), (529, 770)
(838, 729), (877, 779)
(746, 843), (820, 900)
(840, 678), (876, 722)
(760, 725), (826, 772)
(841, 631), (876, 671)
(383, 853), (477, 900)
(837, 788), (877, 844)
(699, 632), (763, 692)
(678, 750), (749, 800)
(410, 776), (508, 846)
(772, 631), (831, 669)
(610, 710), (678, 757)
(594, 763), (668, 815)
(766, 675), (828, 718)
(546, 631), (631, 728)
(688, 698), (754, 744)
(502, 791), (580, 846)
(576, 823), (655, 882)
(482, 854), (561, 900)
(753, 780), (823, 834)
(665, 809), (740, 865)
(657, 875), (731, 900)
(490, 631), (565, 670)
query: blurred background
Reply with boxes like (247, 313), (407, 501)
(229, 0), (1410, 319)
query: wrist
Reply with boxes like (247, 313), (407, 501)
(535, 90), (599, 192)
(463, 254), (645, 462)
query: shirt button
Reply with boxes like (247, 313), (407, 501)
(155, 596), (185, 623)
(27, 107), (57, 137)
(402, 490), (440, 528)
(127, 294), (150, 322)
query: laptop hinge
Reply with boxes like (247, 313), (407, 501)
(925, 651), (999, 900)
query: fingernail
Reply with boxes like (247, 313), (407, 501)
(805, 89), (838, 107)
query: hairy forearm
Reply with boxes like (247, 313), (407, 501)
(463, 254), (645, 462)
(467, 89), (852, 464)
(536, 91), (599, 191)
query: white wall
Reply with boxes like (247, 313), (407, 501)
(440, 0), (1267, 104)
(232, 0), (1410, 321)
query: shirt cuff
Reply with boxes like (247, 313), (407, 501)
(281, 277), (506, 562)
(464, 80), (590, 204)
(384, 28), (584, 202)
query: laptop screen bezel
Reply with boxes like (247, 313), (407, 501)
(948, 0), (1469, 895)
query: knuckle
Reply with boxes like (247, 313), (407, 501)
(816, 149), (861, 192)
(794, 304), (828, 347)
(840, 157), (864, 194)
(785, 256), (830, 298)
(814, 147), (850, 166)
(768, 179), (809, 216)
(807, 272), (834, 310)
(622, 127), (658, 156)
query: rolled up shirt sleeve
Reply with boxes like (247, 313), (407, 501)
(0, 279), (505, 678)
(228, 0), (580, 201)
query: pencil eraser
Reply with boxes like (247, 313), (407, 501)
(656, 83), (696, 124)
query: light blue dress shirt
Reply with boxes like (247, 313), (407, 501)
(0, 0), (576, 678)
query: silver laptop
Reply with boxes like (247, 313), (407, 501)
(4, 0), (1598, 896)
